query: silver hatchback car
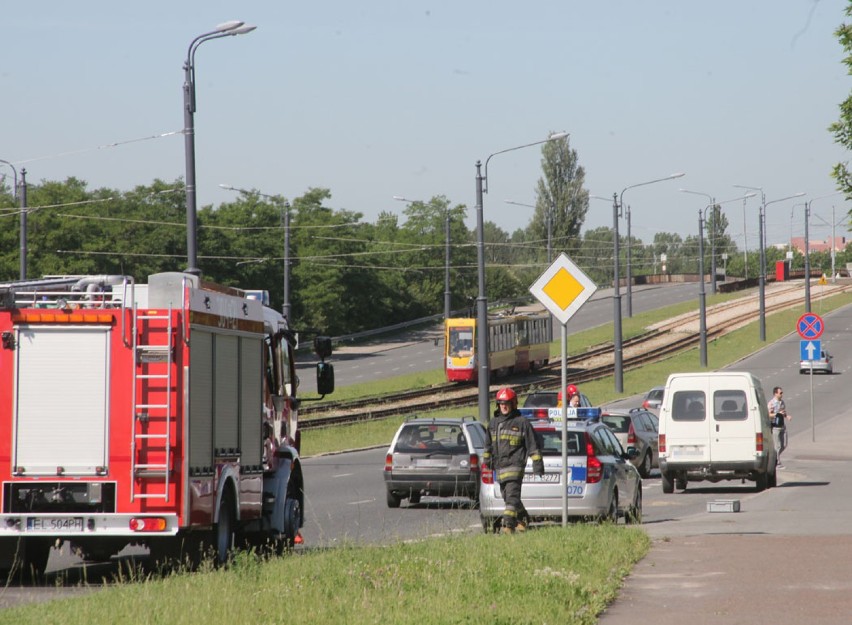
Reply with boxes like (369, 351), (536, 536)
(384, 416), (487, 508)
(479, 415), (642, 531)
(800, 348), (833, 374)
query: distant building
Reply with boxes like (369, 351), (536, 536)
(789, 236), (847, 255)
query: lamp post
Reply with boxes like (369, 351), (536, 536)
(219, 183), (290, 319)
(738, 189), (805, 341)
(679, 189), (717, 295)
(0, 160), (27, 279)
(697, 206), (708, 367)
(474, 131), (568, 422)
(687, 193), (754, 366)
(611, 173), (684, 392)
(394, 195), (452, 322)
(184, 21), (256, 276)
(808, 191), (845, 301)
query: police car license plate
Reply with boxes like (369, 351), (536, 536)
(26, 517), (84, 532)
(524, 473), (560, 483)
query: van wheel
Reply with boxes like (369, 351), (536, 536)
(768, 467), (777, 488)
(755, 472), (768, 492)
(661, 471), (674, 494)
(638, 452), (652, 478)
(675, 476), (687, 491)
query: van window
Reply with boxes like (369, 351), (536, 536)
(714, 390), (747, 421)
(672, 390), (706, 421)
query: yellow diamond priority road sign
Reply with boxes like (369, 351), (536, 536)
(529, 253), (597, 325)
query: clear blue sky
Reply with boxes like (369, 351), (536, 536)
(2, 1), (849, 253)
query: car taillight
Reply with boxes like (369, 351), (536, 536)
(469, 453), (480, 474)
(659, 434), (666, 454)
(384, 453), (393, 472)
(481, 467), (494, 484)
(627, 422), (637, 445)
(586, 438), (603, 484)
(756, 432), (764, 453)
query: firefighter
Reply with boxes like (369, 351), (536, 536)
(483, 387), (544, 534)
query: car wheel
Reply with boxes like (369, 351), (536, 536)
(638, 452), (652, 478)
(675, 475), (687, 491)
(386, 489), (401, 508)
(661, 470), (674, 494)
(625, 488), (642, 525)
(599, 491), (617, 524)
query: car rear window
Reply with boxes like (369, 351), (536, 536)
(395, 424), (467, 454)
(534, 429), (585, 456)
(523, 393), (558, 408)
(601, 415), (630, 433)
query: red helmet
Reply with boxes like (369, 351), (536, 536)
(495, 387), (516, 402)
(557, 384), (579, 403)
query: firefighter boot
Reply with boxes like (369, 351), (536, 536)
(515, 521), (527, 533)
(500, 525), (515, 535)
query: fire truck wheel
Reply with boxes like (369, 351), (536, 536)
(214, 491), (236, 565)
(282, 498), (301, 546)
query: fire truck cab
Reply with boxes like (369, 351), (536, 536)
(0, 271), (333, 577)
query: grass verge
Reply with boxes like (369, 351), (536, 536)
(4, 525), (649, 625)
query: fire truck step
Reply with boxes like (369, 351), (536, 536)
(134, 493), (169, 499)
(136, 404), (169, 409)
(137, 374), (170, 380)
(135, 433), (168, 439)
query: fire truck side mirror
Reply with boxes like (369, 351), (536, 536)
(316, 362), (335, 396)
(313, 336), (332, 360)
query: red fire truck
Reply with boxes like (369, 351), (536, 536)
(0, 272), (333, 577)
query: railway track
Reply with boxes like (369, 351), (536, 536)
(300, 283), (849, 429)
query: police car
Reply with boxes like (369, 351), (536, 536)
(478, 408), (642, 531)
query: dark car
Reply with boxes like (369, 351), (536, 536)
(600, 408), (659, 478)
(384, 416), (487, 508)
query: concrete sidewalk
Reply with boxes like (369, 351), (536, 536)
(599, 408), (852, 625)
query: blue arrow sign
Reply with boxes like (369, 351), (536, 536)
(800, 339), (821, 361)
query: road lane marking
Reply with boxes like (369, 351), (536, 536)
(348, 499), (376, 505)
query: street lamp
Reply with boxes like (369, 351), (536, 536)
(736, 188), (806, 341)
(0, 160), (28, 280)
(679, 189), (718, 295)
(393, 195), (452, 322)
(612, 173), (684, 392)
(475, 131), (568, 422)
(184, 21), (257, 276)
(219, 183), (290, 320)
(686, 193), (754, 367)
(808, 191), (845, 304)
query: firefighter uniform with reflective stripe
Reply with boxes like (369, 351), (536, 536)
(483, 405), (544, 530)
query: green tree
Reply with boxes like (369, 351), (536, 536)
(830, 2), (852, 209)
(531, 134), (588, 261)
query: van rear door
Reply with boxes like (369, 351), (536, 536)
(709, 376), (756, 462)
(664, 376), (710, 463)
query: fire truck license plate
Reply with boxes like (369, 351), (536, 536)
(26, 517), (84, 532)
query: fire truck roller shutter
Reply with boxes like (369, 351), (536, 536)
(239, 337), (263, 468)
(214, 334), (239, 451)
(189, 330), (214, 471)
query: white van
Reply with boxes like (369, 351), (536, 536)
(658, 371), (777, 492)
